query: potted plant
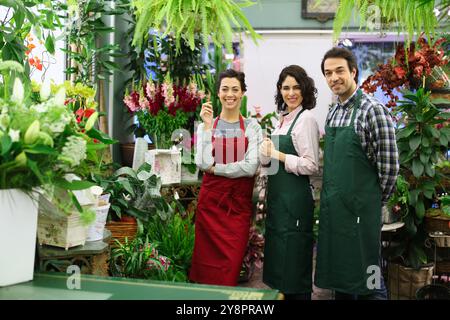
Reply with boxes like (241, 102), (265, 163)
(90, 162), (170, 245)
(361, 34), (449, 107)
(0, 61), (104, 286)
(332, 0), (446, 48)
(384, 88), (449, 299)
(130, 0), (260, 53)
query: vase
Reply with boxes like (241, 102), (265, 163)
(0, 189), (38, 287)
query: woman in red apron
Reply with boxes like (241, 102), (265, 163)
(190, 69), (262, 286)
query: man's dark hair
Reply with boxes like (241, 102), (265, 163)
(321, 47), (359, 83)
(217, 69), (247, 92)
(275, 65), (317, 112)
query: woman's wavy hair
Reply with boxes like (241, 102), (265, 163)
(275, 65), (317, 112)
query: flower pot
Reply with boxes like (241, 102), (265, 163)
(105, 218), (137, 247)
(37, 195), (88, 250)
(86, 203), (111, 242)
(0, 189), (38, 287)
(145, 149), (181, 185)
(388, 262), (434, 300)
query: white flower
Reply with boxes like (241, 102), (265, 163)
(58, 135), (87, 168)
(122, 193), (131, 201)
(8, 129), (20, 142)
(0, 113), (10, 130)
(40, 81), (51, 101)
(11, 78), (24, 103)
(31, 103), (48, 113)
(54, 87), (66, 106)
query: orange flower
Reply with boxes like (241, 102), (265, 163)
(27, 43), (36, 50)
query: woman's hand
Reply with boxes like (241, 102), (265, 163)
(200, 102), (213, 131)
(260, 138), (286, 162)
(260, 138), (275, 157)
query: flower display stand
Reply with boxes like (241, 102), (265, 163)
(0, 189), (38, 287)
(145, 149), (181, 185)
(37, 195), (88, 250)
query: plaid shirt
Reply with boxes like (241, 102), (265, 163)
(326, 90), (399, 203)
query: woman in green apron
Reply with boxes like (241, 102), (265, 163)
(260, 65), (320, 300)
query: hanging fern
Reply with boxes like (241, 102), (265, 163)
(333, 0), (441, 48)
(131, 0), (260, 53)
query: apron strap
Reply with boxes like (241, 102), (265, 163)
(212, 115), (245, 142)
(286, 107), (306, 136)
(350, 89), (363, 125)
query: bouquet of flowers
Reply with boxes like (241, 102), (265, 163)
(123, 75), (205, 148)
(361, 34), (449, 107)
(0, 61), (112, 222)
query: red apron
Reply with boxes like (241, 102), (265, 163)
(189, 116), (255, 286)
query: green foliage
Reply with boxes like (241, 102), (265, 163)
(131, 0), (260, 54)
(146, 33), (207, 85)
(332, 0), (440, 48)
(110, 235), (185, 281)
(137, 109), (189, 149)
(65, 0), (126, 86)
(144, 203), (195, 278)
(387, 88), (449, 268)
(90, 162), (170, 222)
(0, 0), (65, 74)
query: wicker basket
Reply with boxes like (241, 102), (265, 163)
(388, 262), (434, 300)
(105, 220), (137, 247)
(425, 215), (450, 234)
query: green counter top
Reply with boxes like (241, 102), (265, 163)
(0, 272), (280, 300)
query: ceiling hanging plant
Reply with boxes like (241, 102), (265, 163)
(130, 0), (261, 54)
(332, 0), (445, 48)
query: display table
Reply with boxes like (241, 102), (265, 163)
(0, 272), (281, 300)
(37, 230), (111, 277)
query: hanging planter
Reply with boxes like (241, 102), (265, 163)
(0, 189), (38, 287)
(131, 0), (261, 53)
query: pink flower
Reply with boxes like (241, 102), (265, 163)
(123, 91), (141, 112)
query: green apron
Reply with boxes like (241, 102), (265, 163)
(263, 108), (314, 294)
(315, 90), (382, 295)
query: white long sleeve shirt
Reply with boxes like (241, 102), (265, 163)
(260, 106), (320, 176)
(195, 117), (263, 178)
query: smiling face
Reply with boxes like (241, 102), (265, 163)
(323, 57), (357, 102)
(218, 77), (244, 111)
(280, 75), (303, 112)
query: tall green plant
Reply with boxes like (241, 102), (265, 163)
(64, 0), (126, 86)
(131, 0), (261, 54)
(388, 88), (450, 268)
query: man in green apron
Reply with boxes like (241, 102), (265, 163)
(315, 47), (399, 299)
